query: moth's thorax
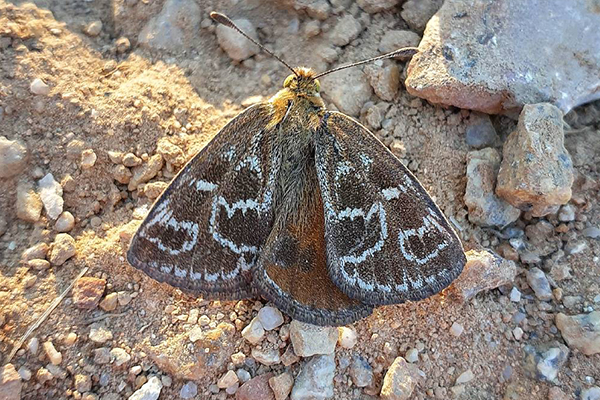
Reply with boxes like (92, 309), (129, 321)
(267, 67), (325, 130)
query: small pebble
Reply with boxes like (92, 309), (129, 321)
(456, 369), (475, 384)
(81, 149), (97, 169)
(257, 306), (284, 330)
(405, 348), (419, 363)
(54, 211), (75, 232)
(450, 322), (464, 337)
(217, 370), (239, 389)
(510, 287), (522, 302)
(338, 326), (357, 349)
(30, 78), (50, 95)
(85, 20), (103, 37)
(43, 341), (62, 365)
(180, 381), (198, 399)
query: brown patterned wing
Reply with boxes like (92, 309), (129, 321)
(315, 112), (466, 305)
(127, 104), (279, 300)
(253, 172), (373, 326)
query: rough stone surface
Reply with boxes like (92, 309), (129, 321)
(89, 323), (113, 344)
(146, 322), (236, 380)
(379, 30), (421, 54)
(241, 317), (265, 344)
(381, 357), (419, 400)
(556, 312), (600, 355)
(73, 277), (106, 309)
(38, 173), (64, 220)
(365, 63), (400, 101)
(138, 0), (201, 52)
(49, 233), (76, 266)
(269, 372), (294, 400)
(465, 113), (498, 149)
(523, 343), (570, 383)
(16, 181), (42, 223)
(329, 14), (362, 47)
(496, 103), (574, 217)
(0, 136), (28, 178)
(401, 0), (443, 32)
(180, 381), (198, 399)
(128, 154), (164, 191)
(349, 355), (373, 388)
(526, 268), (553, 301)
(215, 18), (259, 61)
(251, 347), (281, 366)
(290, 320), (338, 357)
(0, 364), (22, 400)
(449, 250), (517, 302)
(291, 354), (335, 400)
(582, 387), (600, 400)
(236, 373), (275, 400)
(406, 0), (600, 114)
(128, 375), (162, 400)
(321, 68), (372, 117)
(356, 0), (401, 13)
(464, 148), (521, 228)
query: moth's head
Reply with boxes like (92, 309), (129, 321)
(283, 67), (320, 96)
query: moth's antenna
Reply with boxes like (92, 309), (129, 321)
(210, 12), (299, 77)
(313, 47), (418, 79)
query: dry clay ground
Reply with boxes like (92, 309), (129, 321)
(1, 0), (599, 399)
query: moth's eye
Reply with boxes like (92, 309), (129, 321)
(314, 79), (320, 92)
(284, 75), (295, 88)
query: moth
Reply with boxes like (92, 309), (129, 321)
(127, 12), (466, 326)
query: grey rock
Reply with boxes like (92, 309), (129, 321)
(54, 211), (75, 232)
(464, 148), (521, 228)
(138, 0), (201, 52)
(30, 78), (51, 95)
(241, 317), (265, 344)
(555, 311), (600, 355)
(401, 0), (443, 32)
(357, 0), (401, 13)
(251, 347), (280, 366)
(84, 20), (103, 37)
(38, 173), (64, 220)
(558, 204), (576, 222)
(405, 0), (600, 114)
(321, 68), (372, 117)
(496, 104), (573, 217)
(291, 354), (335, 400)
(526, 267), (553, 301)
(522, 343), (569, 383)
(582, 387), (600, 400)
(290, 320), (338, 357)
(583, 227), (600, 239)
(128, 376), (162, 400)
(330, 14), (362, 47)
(0, 136), (28, 178)
(379, 30), (421, 55)
(215, 18), (259, 61)
(465, 113), (498, 149)
(349, 355), (373, 388)
(257, 306), (284, 331)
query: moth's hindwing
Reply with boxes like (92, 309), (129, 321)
(315, 112), (466, 305)
(253, 169), (373, 326)
(127, 104), (278, 300)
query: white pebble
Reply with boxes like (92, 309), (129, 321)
(43, 341), (62, 365)
(450, 322), (464, 337)
(81, 149), (97, 169)
(510, 287), (522, 302)
(257, 306), (284, 330)
(405, 348), (419, 363)
(30, 78), (50, 95)
(217, 370), (238, 389)
(338, 326), (358, 349)
(456, 369), (475, 384)
(55, 211), (75, 232)
(241, 317), (265, 344)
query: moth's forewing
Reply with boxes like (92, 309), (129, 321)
(127, 104), (278, 300)
(315, 112), (466, 306)
(253, 169), (373, 326)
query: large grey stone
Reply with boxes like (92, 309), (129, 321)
(405, 0), (600, 114)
